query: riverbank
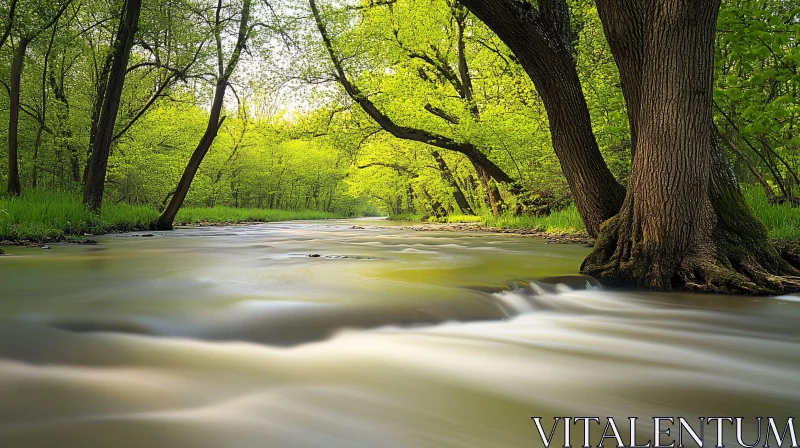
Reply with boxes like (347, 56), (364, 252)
(0, 190), (348, 246)
(373, 222), (595, 245)
(2, 187), (797, 250)
(388, 187), (800, 245)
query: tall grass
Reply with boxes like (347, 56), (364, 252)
(440, 214), (483, 223)
(743, 187), (800, 240)
(0, 189), (155, 241)
(483, 204), (586, 234)
(0, 190), (345, 241)
(2, 187), (797, 242)
(482, 187), (798, 238)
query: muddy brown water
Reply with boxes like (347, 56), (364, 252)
(0, 218), (798, 447)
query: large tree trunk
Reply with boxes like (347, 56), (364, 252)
(455, 0), (626, 236)
(83, 0), (142, 211)
(155, 81), (227, 230)
(7, 37), (29, 196)
(582, 0), (800, 294)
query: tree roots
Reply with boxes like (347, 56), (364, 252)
(581, 214), (800, 296)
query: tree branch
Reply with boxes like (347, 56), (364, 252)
(358, 161), (418, 177)
(0, 0), (18, 49)
(309, 0), (514, 184)
(424, 104), (460, 124)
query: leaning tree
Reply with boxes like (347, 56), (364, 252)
(155, 0), (253, 230)
(83, 0), (142, 211)
(453, 0), (626, 237)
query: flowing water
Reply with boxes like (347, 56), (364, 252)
(0, 219), (798, 447)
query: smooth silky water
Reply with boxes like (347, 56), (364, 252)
(0, 219), (798, 447)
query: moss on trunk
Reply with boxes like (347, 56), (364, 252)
(582, 186), (800, 295)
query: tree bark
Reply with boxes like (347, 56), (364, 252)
(7, 36), (29, 196)
(84, 50), (114, 185)
(83, 0), (142, 211)
(582, 0), (800, 294)
(456, 0), (626, 236)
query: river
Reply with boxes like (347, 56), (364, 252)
(0, 219), (798, 447)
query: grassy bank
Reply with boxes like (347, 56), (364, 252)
(742, 187), (800, 240)
(175, 206), (343, 224)
(483, 205), (586, 234)
(400, 187), (799, 240)
(391, 205), (587, 234)
(0, 190), (346, 242)
(4, 187), (796, 243)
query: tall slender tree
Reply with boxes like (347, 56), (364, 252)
(83, 0), (143, 211)
(6, 36), (29, 196)
(155, 0), (253, 230)
(5, 0), (70, 196)
(392, 1), (505, 214)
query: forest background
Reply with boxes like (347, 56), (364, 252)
(0, 0), (798, 241)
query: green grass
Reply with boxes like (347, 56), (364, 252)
(3, 187), (797, 242)
(439, 214), (483, 223)
(743, 187), (800, 240)
(450, 187), (799, 240)
(483, 204), (586, 234)
(0, 190), (345, 241)
(387, 213), (484, 224)
(174, 206), (340, 224)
